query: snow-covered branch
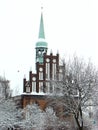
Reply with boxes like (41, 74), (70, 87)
(48, 56), (98, 130)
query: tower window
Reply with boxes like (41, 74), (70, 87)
(32, 82), (36, 92)
(53, 59), (56, 63)
(26, 86), (30, 93)
(46, 63), (50, 80)
(25, 81), (30, 93)
(39, 72), (43, 80)
(52, 63), (56, 80)
(32, 77), (36, 81)
(39, 67), (43, 71)
(39, 82), (43, 92)
(46, 82), (50, 93)
(46, 58), (50, 62)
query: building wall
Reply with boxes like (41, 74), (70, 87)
(21, 94), (47, 109)
(23, 53), (64, 94)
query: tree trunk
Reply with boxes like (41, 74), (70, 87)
(79, 107), (83, 129)
(79, 127), (83, 130)
(74, 113), (84, 130)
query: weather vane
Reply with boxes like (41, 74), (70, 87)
(41, 0), (43, 11)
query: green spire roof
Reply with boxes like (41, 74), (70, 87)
(39, 13), (45, 39)
(36, 12), (47, 48)
(35, 9), (48, 64)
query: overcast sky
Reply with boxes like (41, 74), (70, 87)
(0, 0), (98, 95)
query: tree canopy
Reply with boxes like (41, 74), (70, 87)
(48, 56), (98, 130)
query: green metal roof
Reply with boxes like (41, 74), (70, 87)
(36, 41), (48, 48)
(38, 13), (45, 39)
(36, 12), (47, 48)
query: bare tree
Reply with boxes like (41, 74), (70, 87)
(0, 76), (12, 99)
(48, 56), (98, 130)
(0, 76), (22, 129)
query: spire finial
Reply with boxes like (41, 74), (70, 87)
(41, 6), (43, 10)
(41, 1), (43, 11)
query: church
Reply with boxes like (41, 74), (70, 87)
(16, 9), (65, 109)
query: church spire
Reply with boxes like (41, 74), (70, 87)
(35, 7), (48, 64)
(39, 12), (45, 39)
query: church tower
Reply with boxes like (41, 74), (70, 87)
(22, 7), (66, 109)
(35, 9), (48, 64)
(23, 8), (64, 98)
